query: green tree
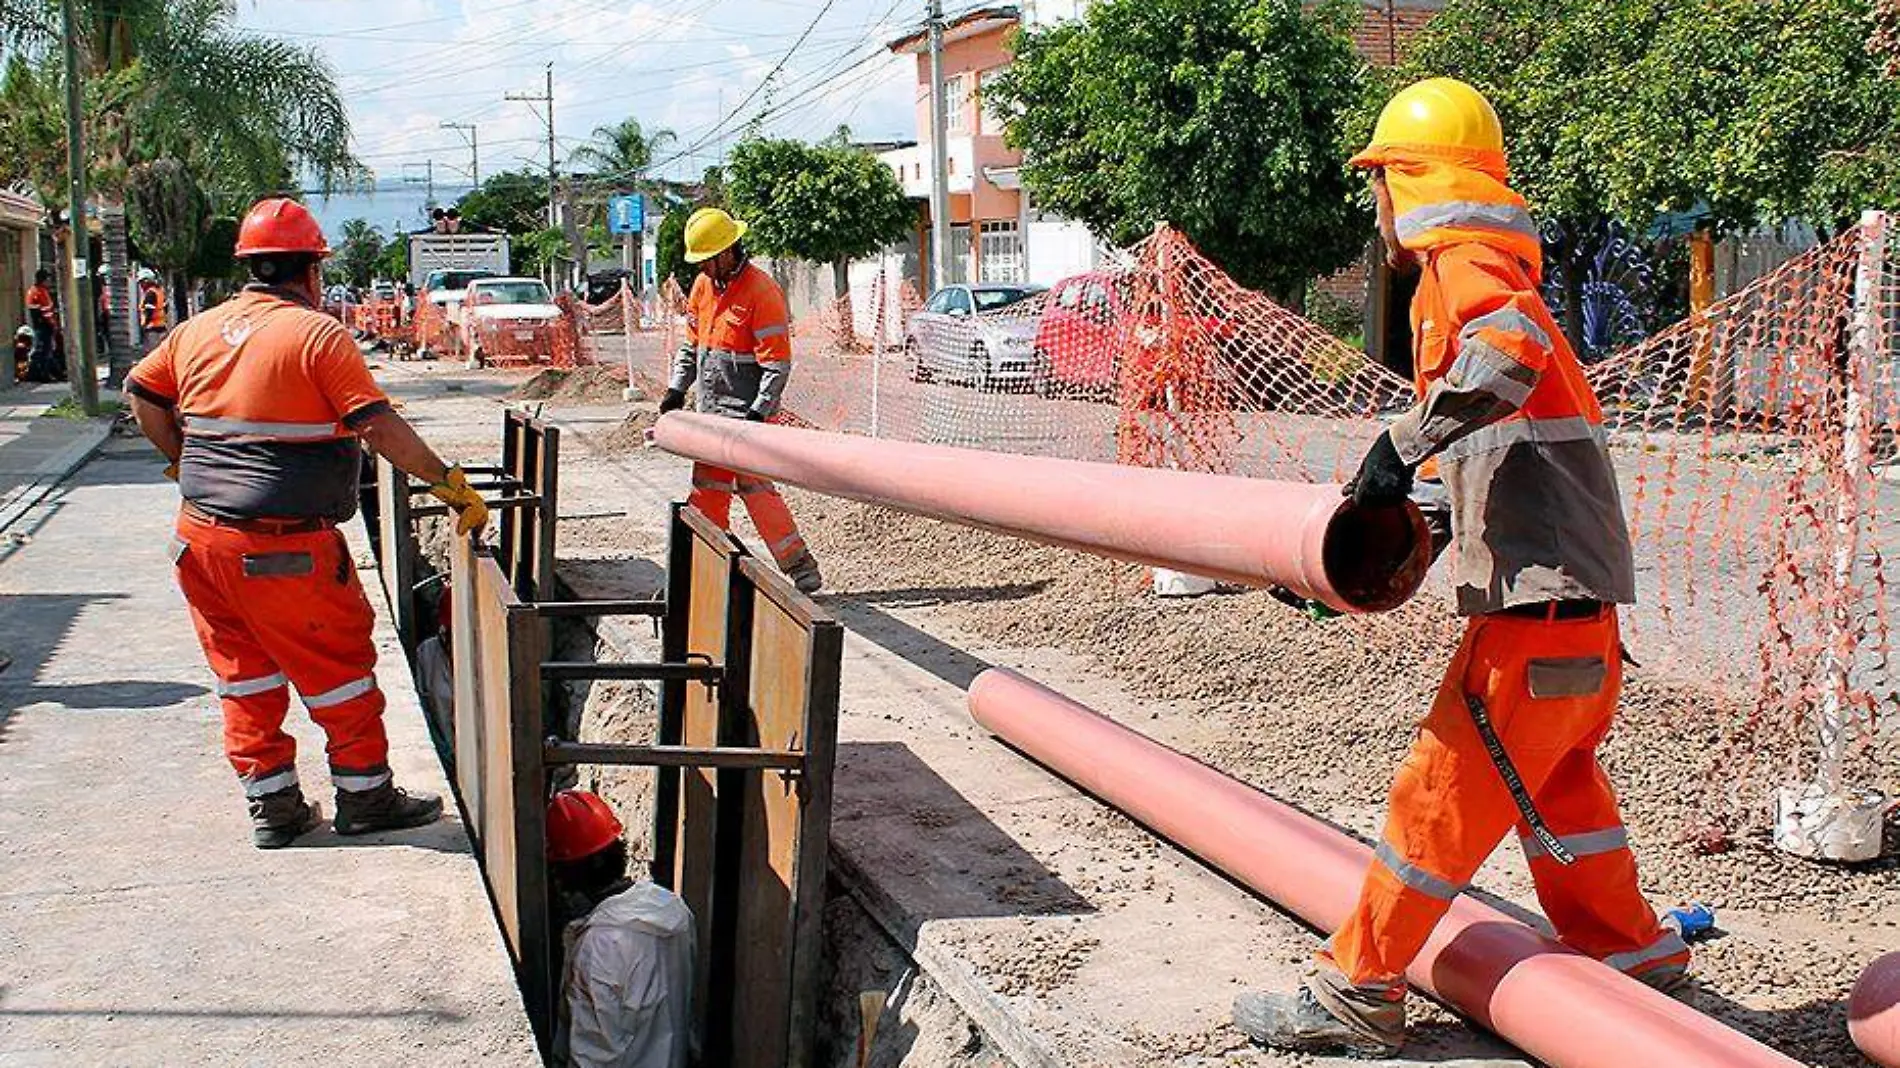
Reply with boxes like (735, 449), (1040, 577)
(371, 238), (409, 290)
(656, 202), (698, 291)
(987, 0), (1370, 303)
(570, 117), (677, 188)
(725, 137), (915, 299)
(456, 169), (551, 237)
(125, 158), (208, 321)
(1398, 0), (1900, 346)
(330, 219), (385, 289)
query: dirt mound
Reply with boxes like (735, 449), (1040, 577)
(596, 409), (660, 453)
(507, 364), (632, 404)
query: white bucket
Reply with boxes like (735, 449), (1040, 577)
(1772, 782), (1890, 862)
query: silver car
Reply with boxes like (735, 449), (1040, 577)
(905, 283), (1046, 390)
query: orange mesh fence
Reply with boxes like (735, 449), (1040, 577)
(599, 221), (1897, 811)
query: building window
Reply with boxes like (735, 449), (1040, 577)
(943, 74), (966, 133)
(979, 67), (1009, 135)
(949, 223), (972, 285)
(978, 220), (1023, 283)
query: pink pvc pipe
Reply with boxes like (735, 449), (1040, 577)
(1853, 951), (1900, 1067)
(654, 412), (1430, 613)
(967, 668), (1801, 1068)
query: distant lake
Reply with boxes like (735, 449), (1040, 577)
(309, 181), (480, 244)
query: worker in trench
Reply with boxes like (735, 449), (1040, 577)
(547, 789), (695, 1068)
(657, 207), (823, 594)
(126, 197), (491, 849)
(1233, 78), (1690, 1056)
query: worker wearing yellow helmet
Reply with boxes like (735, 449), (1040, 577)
(1232, 78), (1687, 1056)
(660, 208), (821, 592)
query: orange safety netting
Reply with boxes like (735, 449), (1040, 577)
(593, 220), (1897, 812)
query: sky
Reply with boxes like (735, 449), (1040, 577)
(230, 0), (928, 238)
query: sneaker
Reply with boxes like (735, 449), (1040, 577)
(249, 787), (322, 850)
(334, 781), (444, 836)
(1233, 979), (1405, 1058)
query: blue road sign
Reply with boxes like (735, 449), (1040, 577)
(608, 194), (645, 235)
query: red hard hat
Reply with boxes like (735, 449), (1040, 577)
(234, 197), (331, 258)
(546, 790), (623, 862)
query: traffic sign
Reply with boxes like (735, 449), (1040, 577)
(608, 194), (645, 235)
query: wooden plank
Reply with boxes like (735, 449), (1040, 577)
(543, 741), (804, 771)
(449, 533), (486, 844)
(376, 456), (418, 650)
(786, 578), (842, 1068)
(504, 593), (553, 1054)
(677, 514), (736, 1054)
(477, 551), (521, 951)
(651, 504), (693, 889)
(499, 410), (522, 591)
(534, 422), (559, 602)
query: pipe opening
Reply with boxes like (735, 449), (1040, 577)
(1322, 500), (1432, 612)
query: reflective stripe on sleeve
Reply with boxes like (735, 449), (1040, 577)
(1373, 842), (1466, 901)
(243, 766), (299, 798)
(217, 672), (289, 698)
(302, 675), (377, 709)
(1462, 306), (1552, 352)
(1395, 200), (1539, 244)
(753, 323), (788, 340)
(1603, 930), (1689, 973)
(1446, 337), (1538, 408)
(1520, 825), (1630, 861)
(1438, 414), (1603, 463)
(184, 415), (341, 440)
(705, 346), (757, 365)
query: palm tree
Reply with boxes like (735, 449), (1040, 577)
(1, 0), (358, 381)
(570, 118), (677, 187)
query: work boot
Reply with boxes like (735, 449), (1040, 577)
(783, 551), (823, 595)
(333, 781), (444, 836)
(250, 787), (321, 850)
(1233, 975), (1405, 1058)
(1630, 961), (1695, 1002)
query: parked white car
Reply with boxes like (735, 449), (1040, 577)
(460, 277), (562, 366)
(905, 283), (1047, 391)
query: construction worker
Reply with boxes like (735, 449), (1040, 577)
(125, 197), (492, 850)
(1233, 78), (1688, 1056)
(547, 790), (695, 1068)
(139, 268), (168, 344)
(24, 267), (58, 382)
(660, 207), (822, 593)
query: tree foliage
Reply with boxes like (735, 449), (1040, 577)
(725, 137), (915, 273)
(330, 219), (385, 288)
(987, 0), (1370, 300)
(569, 117), (676, 188)
(125, 157), (209, 273)
(455, 169), (549, 235)
(1397, 0), (1900, 236)
(656, 202), (698, 290)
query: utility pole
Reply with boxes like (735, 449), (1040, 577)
(403, 160), (436, 214)
(926, 0), (953, 291)
(59, 0), (98, 414)
(440, 121), (479, 185)
(506, 63), (558, 228)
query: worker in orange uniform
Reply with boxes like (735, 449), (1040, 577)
(125, 197), (492, 850)
(659, 207), (822, 593)
(139, 268), (168, 345)
(24, 267), (59, 382)
(1233, 78), (1688, 1057)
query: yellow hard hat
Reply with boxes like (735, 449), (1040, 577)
(683, 207), (748, 264)
(1351, 77), (1504, 169)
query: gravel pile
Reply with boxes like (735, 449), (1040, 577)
(507, 364), (630, 404)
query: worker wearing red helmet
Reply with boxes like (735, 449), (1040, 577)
(126, 197), (492, 849)
(546, 789), (694, 1068)
(1233, 79), (1687, 1055)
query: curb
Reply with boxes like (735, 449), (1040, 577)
(0, 421), (113, 538)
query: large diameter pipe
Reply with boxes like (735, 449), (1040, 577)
(654, 412), (1429, 613)
(1853, 951), (1900, 1067)
(966, 668), (1801, 1068)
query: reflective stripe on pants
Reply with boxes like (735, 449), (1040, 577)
(172, 512), (390, 791)
(687, 461), (808, 567)
(1321, 611), (1679, 991)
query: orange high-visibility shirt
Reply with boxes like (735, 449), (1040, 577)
(25, 283), (54, 316)
(127, 286), (391, 521)
(668, 262), (793, 419)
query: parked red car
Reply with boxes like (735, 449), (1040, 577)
(1034, 272), (1241, 399)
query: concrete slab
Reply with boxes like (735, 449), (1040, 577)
(0, 440), (538, 1067)
(0, 384), (112, 542)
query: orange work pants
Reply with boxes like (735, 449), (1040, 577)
(1323, 610), (1686, 993)
(172, 513), (391, 800)
(688, 462), (809, 568)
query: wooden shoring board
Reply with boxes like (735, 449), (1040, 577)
(449, 530), (554, 1053)
(729, 557), (842, 1068)
(375, 455), (419, 651)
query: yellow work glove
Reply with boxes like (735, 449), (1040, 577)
(163, 461), (178, 482)
(429, 465), (490, 536)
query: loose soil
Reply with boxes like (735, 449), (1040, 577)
(508, 364), (634, 404)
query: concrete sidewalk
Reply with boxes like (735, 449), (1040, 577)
(0, 436), (538, 1066)
(0, 384), (112, 546)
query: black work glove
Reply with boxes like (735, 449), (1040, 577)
(1344, 430), (1414, 507)
(658, 388), (686, 414)
(744, 409), (767, 423)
